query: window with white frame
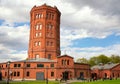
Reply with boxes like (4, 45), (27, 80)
(39, 24), (42, 30)
(39, 32), (42, 37)
(35, 25), (39, 30)
(35, 42), (38, 46)
(38, 41), (41, 46)
(35, 33), (38, 37)
(35, 54), (39, 59)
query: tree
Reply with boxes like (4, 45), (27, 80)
(76, 58), (88, 64)
(88, 54), (111, 66)
(88, 56), (98, 66)
(97, 54), (111, 64)
(110, 55), (120, 63)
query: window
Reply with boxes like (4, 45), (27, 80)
(41, 14), (43, 18)
(37, 64), (44, 68)
(51, 42), (53, 46)
(51, 72), (54, 77)
(52, 14), (54, 20)
(18, 64), (21, 67)
(112, 73), (114, 77)
(35, 42), (38, 46)
(39, 24), (42, 30)
(14, 64), (21, 68)
(26, 71), (30, 77)
(46, 13), (48, 19)
(35, 25), (39, 30)
(67, 60), (69, 65)
(26, 64), (30, 67)
(35, 54), (39, 59)
(51, 64), (54, 67)
(35, 33), (38, 37)
(14, 72), (16, 76)
(14, 64), (17, 67)
(39, 33), (42, 37)
(36, 14), (38, 19)
(17, 72), (20, 76)
(48, 54), (51, 59)
(36, 13), (43, 19)
(5, 72), (7, 76)
(38, 41), (41, 46)
(46, 13), (54, 20)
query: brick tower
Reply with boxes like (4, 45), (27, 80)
(28, 4), (61, 60)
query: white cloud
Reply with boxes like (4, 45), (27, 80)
(0, 24), (29, 62)
(0, 0), (120, 62)
(61, 44), (120, 61)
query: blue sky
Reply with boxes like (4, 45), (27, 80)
(0, 0), (120, 62)
(71, 34), (120, 48)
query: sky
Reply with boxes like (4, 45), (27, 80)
(0, 0), (120, 62)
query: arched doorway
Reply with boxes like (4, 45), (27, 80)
(62, 71), (69, 80)
(91, 73), (97, 80)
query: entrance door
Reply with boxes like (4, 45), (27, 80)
(36, 72), (44, 80)
(63, 71), (69, 80)
(0, 72), (2, 80)
(80, 72), (84, 80)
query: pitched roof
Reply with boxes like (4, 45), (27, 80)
(10, 58), (57, 63)
(57, 54), (74, 59)
(91, 63), (119, 70)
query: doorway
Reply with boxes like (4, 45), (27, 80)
(62, 71), (69, 80)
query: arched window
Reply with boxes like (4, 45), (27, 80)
(35, 25), (39, 30)
(39, 32), (42, 37)
(35, 42), (38, 46)
(26, 71), (30, 76)
(35, 54), (39, 59)
(36, 14), (38, 19)
(51, 42), (53, 46)
(67, 60), (69, 65)
(39, 24), (42, 30)
(35, 33), (38, 37)
(38, 41), (41, 46)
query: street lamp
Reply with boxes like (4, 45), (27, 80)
(7, 61), (10, 84)
(46, 66), (48, 84)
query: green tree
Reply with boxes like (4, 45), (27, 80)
(110, 55), (120, 63)
(88, 54), (111, 66)
(76, 58), (88, 64)
(88, 56), (99, 66)
(97, 54), (111, 64)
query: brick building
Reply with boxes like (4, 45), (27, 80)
(0, 4), (90, 81)
(91, 63), (120, 80)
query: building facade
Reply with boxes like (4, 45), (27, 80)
(91, 63), (120, 80)
(0, 4), (90, 81)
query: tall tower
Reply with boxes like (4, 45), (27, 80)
(28, 4), (61, 60)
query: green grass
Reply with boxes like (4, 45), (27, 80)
(0, 79), (120, 84)
(71, 79), (120, 84)
(0, 80), (59, 84)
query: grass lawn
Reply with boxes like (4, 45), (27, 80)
(71, 79), (120, 84)
(0, 79), (120, 84)
(0, 80), (59, 84)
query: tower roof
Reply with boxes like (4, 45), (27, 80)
(31, 3), (61, 15)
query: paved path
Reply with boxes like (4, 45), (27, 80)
(60, 80), (83, 84)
